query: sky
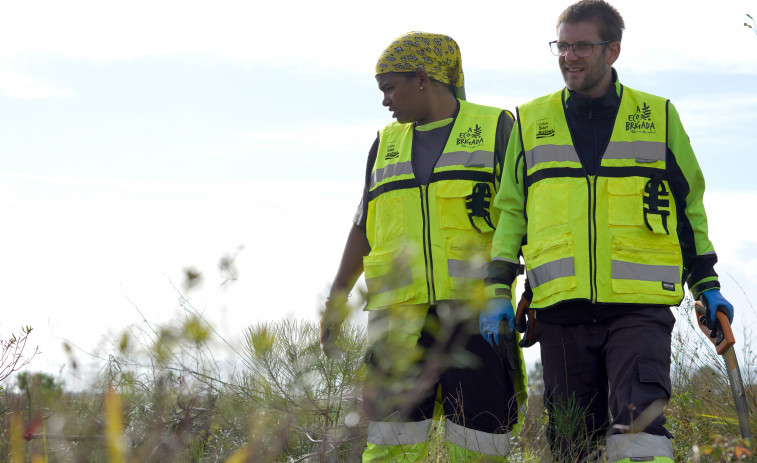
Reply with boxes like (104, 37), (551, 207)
(1, 0), (757, 387)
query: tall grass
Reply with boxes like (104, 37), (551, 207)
(0, 289), (754, 461)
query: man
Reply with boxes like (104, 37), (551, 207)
(485, 1), (734, 462)
(320, 32), (527, 462)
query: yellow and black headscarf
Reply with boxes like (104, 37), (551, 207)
(375, 31), (466, 101)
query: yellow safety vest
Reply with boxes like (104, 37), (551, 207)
(364, 100), (504, 309)
(518, 87), (684, 308)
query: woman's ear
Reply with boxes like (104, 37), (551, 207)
(416, 69), (430, 91)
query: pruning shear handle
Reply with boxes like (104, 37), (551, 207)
(694, 301), (735, 355)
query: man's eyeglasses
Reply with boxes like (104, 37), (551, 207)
(549, 40), (611, 57)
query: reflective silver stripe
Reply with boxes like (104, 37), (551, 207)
(370, 160), (414, 188)
(365, 268), (413, 294)
(603, 140), (666, 162)
(445, 419), (511, 456)
(437, 150), (494, 169)
(527, 257), (575, 288)
(525, 145), (580, 169)
(606, 433), (674, 461)
(448, 259), (486, 279)
(367, 419), (432, 446)
(611, 260), (679, 283)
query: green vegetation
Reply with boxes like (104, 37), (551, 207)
(0, 276), (754, 461)
(0, 326), (39, 397)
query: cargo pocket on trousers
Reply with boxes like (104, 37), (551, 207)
(630, 358), (671, 416)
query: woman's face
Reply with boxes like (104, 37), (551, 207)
(376, 72), (426, 124)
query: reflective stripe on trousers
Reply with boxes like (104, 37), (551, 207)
(445, 419), (511, 456)
(606, 433), (673, 462)
(366, 418), (511, 459)
(367, 419), (433, 446)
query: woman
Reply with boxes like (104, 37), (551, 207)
(320, 31), (526, 462)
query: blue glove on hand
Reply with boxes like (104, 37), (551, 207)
(699, 289), (734, 333)
(479, 298), (515, 349)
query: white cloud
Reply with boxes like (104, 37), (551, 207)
(0, 71), (72, 98)
(674, 94), (757, 132)
(2, 0), (756, 75)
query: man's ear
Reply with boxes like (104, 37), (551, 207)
(606, 41), (621, 65)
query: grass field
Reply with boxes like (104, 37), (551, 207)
(1, 293), (754, 462)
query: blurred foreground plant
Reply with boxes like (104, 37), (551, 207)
(0, 326), (39, 396)
(233, 318), (367, 461)
(693, 434), (753, 462)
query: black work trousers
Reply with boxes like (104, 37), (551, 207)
(364, 303), (518, 435)
(536, 306), (675, 461)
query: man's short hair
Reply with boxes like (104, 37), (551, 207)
(557, 0), (625, 43)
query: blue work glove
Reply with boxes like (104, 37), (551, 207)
(698, 289), (734, 336)
(479, 298), (515, 368)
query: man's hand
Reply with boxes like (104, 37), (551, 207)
(515, 294), (537, 348)
(698, 289), (734, 337)
(479, 298), (515, 368)
(319, 295), (348, 357)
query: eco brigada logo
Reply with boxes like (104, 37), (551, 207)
(626, 103), (656, 134)
(385, 144), (399, 160)
(457, 124), (484, 148)
(536, 118), (555, 138)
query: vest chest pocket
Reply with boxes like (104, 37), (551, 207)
(436, 181), (495, 233)
(368, 196), (404, 247)
(528, 182), (569, 233)
(607, 177), (645, 227)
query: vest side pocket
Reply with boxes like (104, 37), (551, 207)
(522, 233), (577, 305)
(363, 246), (416, 309)
(446, 237), (490, 297)
(610, 235), (682, 300)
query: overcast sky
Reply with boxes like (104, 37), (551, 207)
(2, 0), (756, 385)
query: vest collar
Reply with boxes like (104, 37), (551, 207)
(413, 99), (461, 129)
(563, 68), (622, 117)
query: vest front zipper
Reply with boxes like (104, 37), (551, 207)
(588, 175), (598, 303)
(420, 185), (436, 305)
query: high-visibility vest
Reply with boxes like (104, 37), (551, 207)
(364, 100), (505, 309)
(518, 87), (685, 308)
